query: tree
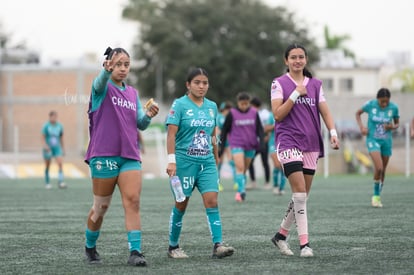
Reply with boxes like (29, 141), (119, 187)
(0, 22), (39, 64)
(391, 68), (414, 93)
(123, 0), (319, 104)
(0, 22), (9, 49)
(323, 25), (355, 59)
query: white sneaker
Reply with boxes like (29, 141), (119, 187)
(272, 187), (279, 195)
(246, 182), (257, 190)
(58, 182), (67, 189)
(45, 184), (52, 189)
(263, 183), (272, 190)
(271, 235), (294, 256)
(167, 247), (189, 258)
(300, 246), (314, 257)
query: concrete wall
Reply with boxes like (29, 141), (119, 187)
(0, 66), (98, 155)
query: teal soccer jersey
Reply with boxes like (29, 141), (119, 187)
(216, 112), (225, 130)
(362, 99), (399, 140)
(42, 122), (63, 148)
(166, 95), (218, 163)
(267, 114), (276, 151)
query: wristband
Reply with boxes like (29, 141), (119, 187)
(330, 129), (338, 137)
(167, 154), (176, 163)
(289, 90), (300, 103)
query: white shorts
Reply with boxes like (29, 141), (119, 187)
(277, 148), (319, 170)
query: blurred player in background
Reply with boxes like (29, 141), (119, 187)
(270, 44), (339, 257)
(41, 110), (66, 189)
(219, 92), (264, 202)
(137, 131), (145, 154)
(410, 117), (414, 138)
(356, 88), (400, 208)
(247, 97), (271, 190)
(83, 47), (159, 267)
(265, 114), (286, 195)
(216, 101), (235, 191)
(165, 67), (234, 259)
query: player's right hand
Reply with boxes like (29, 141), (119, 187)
(166, 163), (176, 177)
(360, 126), (368, 136)
(295, 84), (307, 97)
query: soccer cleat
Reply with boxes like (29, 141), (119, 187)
(58, 182), (67, 189)
(371, 196), (383, 208)
(246, 182), (257, 190)
(85, 246), (101, 264)
(273, 187), (285, 195)
(271, 233), (294, 256)
(235, 192), (242, 202)
(127, 250), (147, 266)
(263, 183), (272, 190)
(300, 245), (314, 257)
(167, 246), (189, 258)
(45, 184), (52, 189)
(212, 243), (235, 259)
(240, 192), (246, 201)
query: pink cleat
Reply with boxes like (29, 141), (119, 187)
(235, 192), (242, 202)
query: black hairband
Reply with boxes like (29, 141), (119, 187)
(103, 47), (113, 60)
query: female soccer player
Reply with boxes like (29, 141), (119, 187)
(216, 101), (235, 191)
(270, 44), (339, 257)
(165, 68), (234, 259)
(247, 97), (272, 190)
(355, 88), (400, 208)
(83, 47), (159, 266)
(219, 92), (265, 202)
(41, 110), (66, 189)
(265, 114), (286, 195)
(410, 117), (414, 138)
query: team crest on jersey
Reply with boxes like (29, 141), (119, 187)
(271, 79), (278, 90)
(198, 111), (206, 118)
(388, 110), (392, 117)
(168, 109), (175, 118)
(372, 108), (377, 115)
(209, 108), (214, 118)
(187, 130), (210, 156)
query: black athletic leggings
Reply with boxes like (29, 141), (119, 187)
(248, 143), (270, 183)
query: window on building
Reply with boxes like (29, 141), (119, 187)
(321, 78), (334, 92)
(339, 78), (353, 92)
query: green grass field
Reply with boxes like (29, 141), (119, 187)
(0, 175), (413, 275)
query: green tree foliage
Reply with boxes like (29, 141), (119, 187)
(0, 22), (9, 48)
(123, 0), (319, 104)
(323, 25), (355, 59)
(391, 68), (414, 93)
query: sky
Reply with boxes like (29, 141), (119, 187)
(0, 0), (412, 65)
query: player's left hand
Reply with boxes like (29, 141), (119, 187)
(384, 123), (394, 131)
(330, 136), (340, 150)
(146, 104), (159, 118)
(104, 51), (121, 72)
